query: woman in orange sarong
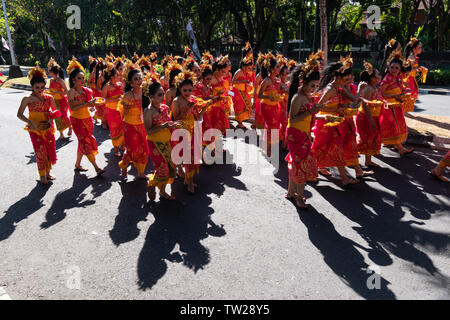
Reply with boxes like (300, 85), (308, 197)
(172, 71), (209, 194)
(339, 73), (374, 178)
(258, 53), (283, 157)
(159, 55), (173, 93)
(66, 58), (105, 175)
(231, 54), (253, 129)
(194, 62), (215, 146)
(17, 66), (59, 184)
(285, 60), (321, 209)
(404, 37), (425, 108)
(118, 63), (149, 179)
(47, 58), (72, 139)
(143, 78), (179, 201)
(253, 53), (265, 130)
(379, 53), (414, 155)
(89, 58), (107, 128)
(356, 62), (383, 167)
(430, 151), (450, 183)
(277, 56), (290, 148)
(102, 63), (125, 156)
(311, 55), (361, 186)
(209, 56), (231, 135)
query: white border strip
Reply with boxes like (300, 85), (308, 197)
(0, 287), (12, 300)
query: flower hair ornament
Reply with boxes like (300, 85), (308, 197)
(408, 37), (419, 47)
(161, 55), (174, 66)
(174, 70), (197, 88)
(165, 61), (183, 79)
(338, 53), (353, 73)
(242, 53), (253, 66)
(262, 52), (276, 69)
(114, 56), (124, 67)
(200, 62), (212, 73)
(138, 54), (150, 68)
(299, 55), (320, 80)
(185, 46), (193, 56)
(132, 52), (140, 62)
(276, 53), (287, 66)
(202, 51), (214, 63)
(315, 50), (325, 61)
(142, 73), (160, 97)
(243, 42), (252, 52)
(28, 62), (47, 80)
(122, 60), (139, 84)
(217, 55), (229, 66)
(66, 56), (84, 75)
(387, 38), (397, 48)
(150, 52), (158, 62)
(363, 60), (374, 76)
(47, 57), (60, 70)
(287, 59), (297, 69)
(386, 49), (405, 65)
(256, 52), (267, 67)
(104, 61), (115, 77)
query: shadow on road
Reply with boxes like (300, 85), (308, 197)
(0, 182), (51, 241)
(137, 153), (245, 291)
(40, 171), (112, 229)
(297, 206), (397, 299)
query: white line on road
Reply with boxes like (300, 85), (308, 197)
(0, 287), (12, 300)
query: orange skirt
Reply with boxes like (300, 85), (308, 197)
(70, 116), (98, 161)
(119, 123), (149, 174)
(28, 129), (57, 176)
(311, 118), (345, 168)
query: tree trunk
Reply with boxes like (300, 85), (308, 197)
(274, 5), (289, 56)
(319, 0), (328, 64)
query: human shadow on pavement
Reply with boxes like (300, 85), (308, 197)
(40, 171), (112, 229)
(297, 206), (397, 300)
(109, 179), (150, 246)
(311, 180), (449, 297)
(0, 182), (51, 241)
(93, 124), (111, 147)
(137, 154), (244, 290)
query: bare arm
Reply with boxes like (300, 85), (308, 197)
(17, 97), (37, 130)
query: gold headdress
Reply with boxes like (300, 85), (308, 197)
(408, 37), (419, 47)
(161, 55), (173, 66)
(276, 53), (287, 66)
(363, 60), (374, 76)
(88, 56), (98, 65)
(114, 56), (124, 67)
(299, 55), (320, 80)
(338, 53), (353, 73)
(262, 52), (276, 69)
(202, 51), (214, 63)
(185, 57), (196, 67)
(174, 70), (197, 88)
(138, 54), (150, 68)
(165, 62), (183, 79)
(122, 60), (139, 84)
(132, 52), (140, 62)
(66, 57), (84, 75)
(386, 49), (405, 65)
(28, 62), (47, 80)
(47, 57), (60, 70)
(150, 52), (158, 62)
(142, 73), (160, 97)
(315, 50), (325, 60)
(200, 61), (212, 74)
(184, 46), (192, 56)
(256, 52), (266, 67)
(288, 59), (297, 68)
(216, 55), (229, 66)
(243, 42), (251, 52)
(242, 53), (253, 65)
(387, 38), (397, 48)
(106, 53), (115, 63)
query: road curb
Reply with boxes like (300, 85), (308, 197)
(10, 84), (32, 91)
(419, 89), (450, 96)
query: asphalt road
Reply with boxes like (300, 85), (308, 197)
(0, 88), (449, 300)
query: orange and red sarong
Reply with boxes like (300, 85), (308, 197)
(379, 74), (408, 145)
(311, 96), (346, 168)
(105, 83), (124, 148)
(69, 87), (98, 162)
(231, 73), (253, 123)
(26, 94), (58, 176)
(48, 80), (71, 133)
(119, 98), (149, 175)
(147, 104), (176, 188)
(285, 103), (318, 184)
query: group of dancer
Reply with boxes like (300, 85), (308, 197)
(17, 38), (449, 207)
